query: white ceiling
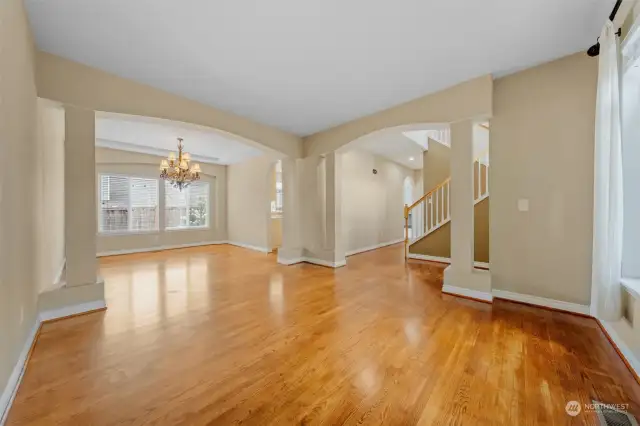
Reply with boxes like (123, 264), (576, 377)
(95, 113), (265, 165)
(348, 128), (426, 170)
(26, 0), (613, 136)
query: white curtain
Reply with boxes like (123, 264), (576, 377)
(591, 21), (624, 321)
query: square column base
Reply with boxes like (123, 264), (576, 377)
(38, 279), (106, 322)
(443, 265), (492, 302)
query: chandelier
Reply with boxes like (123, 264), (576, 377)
(160, 138), (201, 191)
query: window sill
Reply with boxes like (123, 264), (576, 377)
(165, 226), (210, 232)
(622, 278), (640, 300)
(98, 230), (160, 237)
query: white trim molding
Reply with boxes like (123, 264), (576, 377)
(492, 289), (590, 316)
(303, 257), (347, 268)
(277, 257), (305, 266)
(599, 320), (640, 380)
(38, 299), (107, 323)
(442, 284), (493, 302)
(0, 322), (39, 425)
(408, 253), (450, 263)
(225, 241), (272, 254)
(277, 256), (346, 268)
(346, 239), (404, 257)
(408, 253), (490, 269)
(97, 241), (227, 257)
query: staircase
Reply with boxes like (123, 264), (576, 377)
(404, 158), (489, 256)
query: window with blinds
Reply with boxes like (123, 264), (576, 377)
(99, 175), (159, 233)
(165, 181), (210, 229)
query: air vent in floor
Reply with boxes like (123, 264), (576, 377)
(593, 401), (638, 426)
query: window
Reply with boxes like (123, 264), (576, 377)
(165, 181), (210, 229)
(99, 175), (159, 233)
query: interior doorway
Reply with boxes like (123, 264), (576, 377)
(269, 160), (283, 251)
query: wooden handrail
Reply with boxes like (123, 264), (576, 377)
(407, 177), (450, 212)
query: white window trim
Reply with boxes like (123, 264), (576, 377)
(98, 173), (160, 235)
(165, 225), (210, 232)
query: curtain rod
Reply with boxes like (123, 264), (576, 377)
(587, 0), (623, 57)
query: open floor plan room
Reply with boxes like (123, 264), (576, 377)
(6, 244), (640, 425)
(4, 0), (640, 424)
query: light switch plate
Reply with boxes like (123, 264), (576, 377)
(518, 199), (529, 212)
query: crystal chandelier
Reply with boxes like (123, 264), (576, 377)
(160, 138), (201, 191)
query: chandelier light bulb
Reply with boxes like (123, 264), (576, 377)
(183, 152), (191, 162)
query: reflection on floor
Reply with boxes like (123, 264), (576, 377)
(6, 243), (640, 425)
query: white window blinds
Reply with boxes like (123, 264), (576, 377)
(99, 175), (159, 233)
(165, 181), (210, 229)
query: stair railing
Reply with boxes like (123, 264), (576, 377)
(405, 153), (490, 258)
(404, 178), (450, 257)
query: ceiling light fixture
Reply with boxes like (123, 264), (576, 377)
(409, 157), (415, 161)
(160, 138), (201, 191)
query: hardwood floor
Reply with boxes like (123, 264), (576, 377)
(6, 243), (640, 425)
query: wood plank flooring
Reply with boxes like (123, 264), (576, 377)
(6, 243), (640, 425)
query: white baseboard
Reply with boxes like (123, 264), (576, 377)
(492, 289), (590, 315)
(38, 299), (107, 323)
(277, 256), (346, 268)
(346, 239), (404, 257)
(97, 241), (228, 257)
(408, 253), (451, 264)
(277, 257), (305, 266)
(226, 241), (271, 254)
(599, 320), (640, 380)
(0, 321), (39, 425)
(0, 295), (108, 424)
(442, 284), (493, 302)
(304, 257), (347, 268)
(407, 254), (489, 269)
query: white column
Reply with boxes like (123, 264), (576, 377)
(324, 152), (345, 266)
(64, 106), (98, 287)
(278, 157), (304, 264)
(38, 105), (105, 314)
(443, 120), (491, 300)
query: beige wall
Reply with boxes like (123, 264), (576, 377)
(409, 199), (489, 263)
(271, 218), (283, 248)
(35, 99), (66, 293)
(304, 75), (493, 157)
(95, 147), (227, 254)
(474, 198), (490, 263)
(0, 0), (39, 414)
(491, 52), (597, 305)
(410, 224), (451, 258)
(227, 156), (275, 251)
(423, 139), (451, 192)
(342, 150), (412, 253)
(35, 52), (302, 159)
